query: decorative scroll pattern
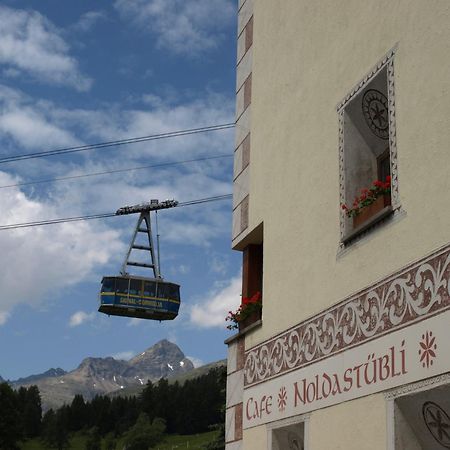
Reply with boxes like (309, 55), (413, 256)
(244, 247), (450, 387)
(336, 45), (397, 112)
(338, 110), (346, 241)
(387, 57), (400, 208)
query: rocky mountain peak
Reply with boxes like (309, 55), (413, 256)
(129, 339), (184, 363)
(127, 339), (194, 379)
(77, 357), (129, 378)
(14, 340), (197, 410)
(13, 368), (67, 385)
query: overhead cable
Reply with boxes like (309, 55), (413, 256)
(0, 154), (232, 190)
(0, 123), (235, 164)
(0, 194), (232, 231)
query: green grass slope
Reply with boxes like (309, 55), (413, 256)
(20, 430), (218, 449)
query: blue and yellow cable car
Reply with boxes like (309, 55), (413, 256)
(98, 200), (181, 321)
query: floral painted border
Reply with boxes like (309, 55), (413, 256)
(244, 245), (450, 387)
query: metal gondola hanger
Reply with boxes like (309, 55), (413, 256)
(98, 199), (181, 321)
(120, 208), (160, 279)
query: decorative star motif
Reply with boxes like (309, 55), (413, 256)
(419, 331), (437, 368)
(362, 89), (389, 139)
(370, 102), (387, 127)
(277, 386), (287, 412)
(423, 402), (450, 448)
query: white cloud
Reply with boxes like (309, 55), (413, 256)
(186, 356), (204, 368)
(71, 11), (107, 32)
(178, 265), (190, 274)
(0, 171), (122, 324)
(190, 275), (241, 328)
(112, 350), (136, 361)
(0, 5), (92, 90)
(0, 83), (235, 325)
(0, 311), (10, 326)
(209, 255), (228, 275)
(69, 311), (96, 327)
(114, 0), (235, 55)
(127, 318), (143, 327)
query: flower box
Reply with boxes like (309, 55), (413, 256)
(353, 194), (391, 229)
(226, 291), (262, 331)
(238, 310), (262, 331)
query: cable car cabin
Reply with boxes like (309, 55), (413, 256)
(98, 276), (180, 320)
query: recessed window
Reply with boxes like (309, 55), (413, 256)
(338, 48), (399, 245)
(271, 421), (305, 450)
(393, 383), (450, 449)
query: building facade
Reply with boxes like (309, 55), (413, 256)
(226, 1), (450, 449)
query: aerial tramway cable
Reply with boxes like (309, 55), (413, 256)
(0, 154), (232, 190)
(0, 123), (234, 164)
(0, 194), (232, 231)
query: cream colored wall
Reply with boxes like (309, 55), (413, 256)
(243, 423), (268, 449)
(242, 0), (450, 348)
(309, 393), (387, 450)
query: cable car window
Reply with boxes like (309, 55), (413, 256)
(116, 278), (129, 295)
(173, 286), (180, 301)
(129, 279), (141, 295)
(101, 278), (115, 292)
(143, 281), (157, 297)
(166, 284), (179, 300)
(156, 284), (167, 298)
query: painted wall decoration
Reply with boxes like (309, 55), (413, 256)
(244, 308), (450, 428)
(423, 402), (450, 448)
(362, 89), (389, 139)
(244, 244), (450, 386)
(244, 245), (450, 388)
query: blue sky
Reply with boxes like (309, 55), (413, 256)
(0, 0), (241, 380)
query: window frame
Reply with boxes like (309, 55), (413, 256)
(267, 415), (309, 450)
(337, 45), (400, 247)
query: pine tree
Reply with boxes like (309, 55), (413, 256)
(0, 383), (22, 449)
(22, 385), (42, 438)
(122, 413), (166, 450)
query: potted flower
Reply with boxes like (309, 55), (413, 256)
(341, 176), (391, 228)
(226, 291), (262, 331)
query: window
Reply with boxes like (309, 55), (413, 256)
(115, 278), (129, 295)
(143, 280), (157, 297)
(101, 277), (115, 292)
(338, 47), (399, 244)
(129, 279), (141, 295)
(390, 381), (450, 449)
(270, 420), (306, 450)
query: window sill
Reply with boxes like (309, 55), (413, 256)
(342, 205), (393, 245)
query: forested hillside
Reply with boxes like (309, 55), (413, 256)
(0, 366), (226, 450)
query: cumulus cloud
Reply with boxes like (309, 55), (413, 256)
(190, 275), (241, 328)
(0, 312), (10, 326)
(0, 83), (234, 242)
(0, 5), (92, 90)
(71, 11), (107, 32)
(0, 171), (122, 325)
(114, 0), (235, 55)
(0, 83), (235, 325)
(69, 311), (96, 327)
(112, 350), (136, 361)
(127, 318), (143, 327)
(186, 356), (204, 368)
